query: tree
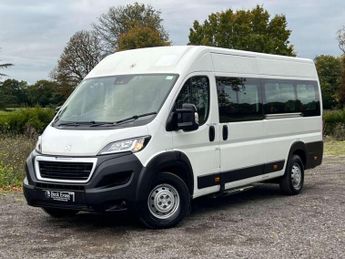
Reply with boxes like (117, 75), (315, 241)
(315, 55), (342, 109)
(188, 5), (295, 56)
(53, 30), (102, 87)
(0, 79), (28, 108)
(118, 25), (169, 51)
(0, 62), (12, 77)
(337, 27), (345, 106)
(0, 48), (13, 77)
(26, 80), (65, 107)
(337, 26), (345, 54)
(338, 56), (345, 106)
(93, 2), (169, 53)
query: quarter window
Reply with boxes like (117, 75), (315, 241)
(174, 76), (210, 125)
(263, 81), (297, 114)
(216, 77), (262, 122)
(296, 82), (320, 116)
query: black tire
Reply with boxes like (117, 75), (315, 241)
(42, 208), (78, 218)
(280, 155), (304, 195)
(138, 172), (191, 229)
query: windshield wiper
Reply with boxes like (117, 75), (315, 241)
(89, 112), (158, 127)
(57, 112), (157, 128)
(57, 121), (100, 127)
(115, 112), (158, 124)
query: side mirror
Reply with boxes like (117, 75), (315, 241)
(175, 103), (199, 131)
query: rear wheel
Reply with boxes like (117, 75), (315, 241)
(42, 208), (78, 218)
(139, 172), (191, 229)
(280, 155), (304, 195)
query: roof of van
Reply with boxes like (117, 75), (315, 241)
(86, 46), (317, 80)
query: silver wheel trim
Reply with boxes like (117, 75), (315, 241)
(291, 163), (302, 189)
(148, 184), (180, 220)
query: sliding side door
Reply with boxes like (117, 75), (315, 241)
(216, 77), (266, 189)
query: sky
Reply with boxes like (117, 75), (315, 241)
(0, 0), (344, 83)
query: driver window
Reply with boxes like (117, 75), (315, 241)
(174, 76), (210, 125)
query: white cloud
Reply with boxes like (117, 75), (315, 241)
(0, 0), (344, 83)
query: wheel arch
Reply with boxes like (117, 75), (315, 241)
(287, 141), (307, 168)
(135, 151), (194, 201)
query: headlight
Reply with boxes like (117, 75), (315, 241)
(98, 136), (150, 155)
(35, 136), (42, 153)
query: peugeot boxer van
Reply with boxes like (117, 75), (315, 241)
(23, 46), (323, 228)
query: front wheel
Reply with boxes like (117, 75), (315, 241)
(139, 172), (191, 229)
(280, 155), (304, 195)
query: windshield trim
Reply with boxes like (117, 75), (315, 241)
(52, 73), (179, 130)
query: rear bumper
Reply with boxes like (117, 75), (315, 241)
(23, 150), (144, 212)
(305, 141), (323, 169)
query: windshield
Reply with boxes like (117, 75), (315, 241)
(55, 74), (178, 127)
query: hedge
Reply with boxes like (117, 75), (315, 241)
(0, 107), (55, 136)
(323, 109), (345, 140)
(0, 107), (344, 139)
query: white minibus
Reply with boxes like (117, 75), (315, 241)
(24, 46), (323, 228)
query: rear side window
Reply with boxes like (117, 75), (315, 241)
(263, 81), (298, 114)
(296, 82), (320, 116)
(263, 80), (320, 116)
(216, 77), (262, 122)
(174, 76), (210, 125)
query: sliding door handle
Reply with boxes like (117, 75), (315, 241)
(209, 125), (215, 142)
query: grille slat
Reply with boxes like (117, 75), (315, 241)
(39, 161), (93, 181)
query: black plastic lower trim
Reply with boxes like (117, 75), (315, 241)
(305, 141), (323, 169)
(197, 160), (285, 189)
(23, 151), (144, 212)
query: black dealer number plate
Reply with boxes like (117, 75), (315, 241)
(44, 190), (75, 203)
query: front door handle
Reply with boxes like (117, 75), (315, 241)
(209, 125), (215, 142)
(222, 125), (228, 141)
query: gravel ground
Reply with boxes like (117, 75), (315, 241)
(1, 156), (345, 259)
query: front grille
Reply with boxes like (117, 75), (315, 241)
(38, 161), (93, 181)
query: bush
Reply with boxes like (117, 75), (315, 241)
(0, 107), (54, 136)
(324, 109), (345, 140)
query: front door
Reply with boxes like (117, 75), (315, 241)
(171, 74), (220, 197)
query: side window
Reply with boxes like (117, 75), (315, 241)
(174, 76), (210, 125)
(264, 81), (297, 114)
(216, 77), (262, 122)
(296, 82), (320, 116)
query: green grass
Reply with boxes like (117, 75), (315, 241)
(0, 108), (21, 115)
(0, 110), (10, 116)
(324, 139), (345, 157)
(0, 134), (36, 191)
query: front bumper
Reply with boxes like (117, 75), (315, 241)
(23, 150), (144, 212)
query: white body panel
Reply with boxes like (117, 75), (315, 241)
(41, 125), (150, 156)
(40, 46), (322, 199)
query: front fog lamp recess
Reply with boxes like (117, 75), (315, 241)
(99, 137), (149, 155)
